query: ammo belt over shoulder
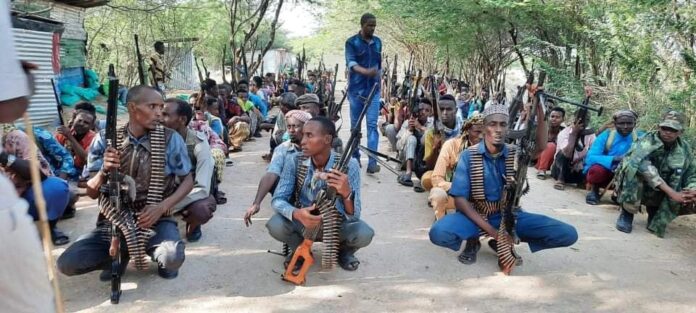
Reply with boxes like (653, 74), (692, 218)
(98, 124), (167, 270)
(294, 153), (343, 270)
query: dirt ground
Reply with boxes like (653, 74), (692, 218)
(54, 101), (696, 313)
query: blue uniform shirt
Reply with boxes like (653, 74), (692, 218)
(249, 93), (268, 119)
(345, 33), (382, 97)
(449, 142), (511, 202)
(583, 129), (644, 173)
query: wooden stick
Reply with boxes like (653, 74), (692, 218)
(23, 113), (65, 313)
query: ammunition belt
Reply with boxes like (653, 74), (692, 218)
(98, 124), (166, 270)
(296, 153), (343, 270)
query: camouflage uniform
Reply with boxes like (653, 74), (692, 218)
(615, 111), (696, 237)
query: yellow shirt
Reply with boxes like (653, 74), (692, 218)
(431, 137), (467, 192)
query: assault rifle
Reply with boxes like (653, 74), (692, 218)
(201, 58), (210, 79)
(390, 54), (398, 98)
(50, 78), (64, 126)
(408, 70), (423, 131)
(283, 83), (379, 285)
(134, 34), (146, 85)
(429, 75), (440, 134)
(105, 64), (122, 304)
(325, 64), (340, 119)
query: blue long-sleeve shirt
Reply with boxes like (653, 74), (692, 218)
(345, 33), (382, 97)
(248, 93), (268, 119)
(272, 151), (362, 222)
(583, 129), (644, 173)
(449, 142), (511, 201)
(22, 126), (79, 180)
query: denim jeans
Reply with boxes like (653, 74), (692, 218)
(348, 90), (381, 168)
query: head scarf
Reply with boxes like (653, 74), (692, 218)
(285, 110), (312, 124)
(612, 109), (638, 121)
(458, 113), (485, 154)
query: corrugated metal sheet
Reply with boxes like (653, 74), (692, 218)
(49, 3), (86, 40)
(13, 0), (86, 40)
(168, 48), (197, 90)
(12, 28), (60, 128)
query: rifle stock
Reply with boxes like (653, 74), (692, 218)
(283, 83), (379, 285)
(105, 64), (122, 304)
(50, 78), (65, 126)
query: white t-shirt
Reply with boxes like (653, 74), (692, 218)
(0, 2), (30, 102)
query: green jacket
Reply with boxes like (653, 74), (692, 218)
(615, 131), (696, 237)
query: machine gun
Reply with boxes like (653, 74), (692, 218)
(105, 64), (122, 304)
(325, 64), (341, 120)
(498, 71), (546, 275)
(543, 87), (603, 154)
(390, 53), (398, 99)
(283, 83), (379, 285)
(134, 35), (146, 85)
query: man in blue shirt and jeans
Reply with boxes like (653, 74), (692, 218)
(345, 13), (382, 173)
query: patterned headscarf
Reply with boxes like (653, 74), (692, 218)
(458, 113), (485, 154)
(285, 110), (312, 124)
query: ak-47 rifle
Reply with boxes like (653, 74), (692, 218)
(241, 45), (249, 80)
(429, 75), (440, 134)
(390, 54), (398, 98)
(409, 70), (423, 132)
(105, 64), (122, 304)
(326, 64), (340, 119)
(201, 58), (210, 79)
(134, 34), (146, 85)
(50, 78), (64, 126)
(283, 83), (379, 285)
(507, 73), (536, 127)
(222, 45), (228, 84)
(194, 56), (204, 85)
(498, 71), (544, 276)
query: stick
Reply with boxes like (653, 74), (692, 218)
(23, 114), (65, 313)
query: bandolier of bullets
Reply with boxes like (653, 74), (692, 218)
(99, 124), (167, 270)
(468, 144), (519, 270)
(294, 154), (343, 270)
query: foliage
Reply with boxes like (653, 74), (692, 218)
(307, 0), (695, 139)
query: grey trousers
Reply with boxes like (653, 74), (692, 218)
(266, 213), (374, 257)
(57, 219), (185, 276)
(398, 134), (417, 162)
(385, 124), (398, 151)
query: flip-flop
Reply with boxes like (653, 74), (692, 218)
(413, 185), (425, 193)
(458, 239), (481, 264)
(553, 182), (566, 190)
(398, 174), (414, 187)
(339, 254), (361, 271)
(536, 171), (547, 180)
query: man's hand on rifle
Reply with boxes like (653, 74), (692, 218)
(56, 125), (74, 140)
(102, 147), (121, 172)
(327, 169), (351, 199)
(138, 203), (167, 228)
(571, 119), (585, 135)
(408, 117), (424, 132)
(292, 205), (321, 229)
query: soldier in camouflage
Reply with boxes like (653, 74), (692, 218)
(614, 111), (696, 237)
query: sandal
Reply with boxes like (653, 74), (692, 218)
(536, 171), (547, 180)
(398, 174), (414, 187)
(413, 185), (425, 193)
(553, 182), (566, 190)
(339, 254), (361, 271)
(261, 153), (272, 162)
(51, 228), (70, 246)
(458, 239), (481, 264)
(225, 158), (234, 167)
(585, 191), (599, 205)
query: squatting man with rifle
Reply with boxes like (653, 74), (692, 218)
(428, 90), (578, 273)
(266, 116), (374, 274)
(57, 86), (194, 281)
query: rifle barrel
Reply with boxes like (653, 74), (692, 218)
(544, 93), (603, 115)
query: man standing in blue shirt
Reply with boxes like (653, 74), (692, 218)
(345, 13), (382, 173)
(429, 102), (577, 272)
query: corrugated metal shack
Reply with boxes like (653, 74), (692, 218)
(10, 0), (107, 127)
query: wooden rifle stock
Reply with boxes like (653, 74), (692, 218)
(105, 64), (122, 303)
(283, 83), (379, 285)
